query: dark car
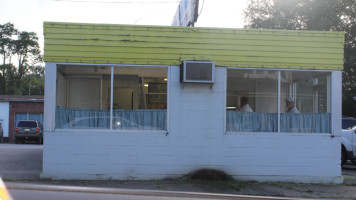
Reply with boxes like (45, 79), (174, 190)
(14, 120), (43, 144)
(342, 116), (356, 129)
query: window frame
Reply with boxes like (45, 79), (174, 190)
(53, 63), (170, 132)
(225, 67), (333, 134)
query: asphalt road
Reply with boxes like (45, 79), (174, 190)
(10, 189), (212, 200)
(9, 188), (292, 200)
(7, 183), (302, 200)
(342, 161), (356, 177)
(0, 143), (42, 180)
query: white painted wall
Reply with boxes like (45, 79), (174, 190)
(42, 65), (343, 183)
(0, 102), (9, 137)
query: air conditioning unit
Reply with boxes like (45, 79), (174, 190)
(180, 61), (215, 84)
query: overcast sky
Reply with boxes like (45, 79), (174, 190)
(0, 0), (248, 50)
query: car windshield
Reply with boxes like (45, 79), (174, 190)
(18, 121), (37, 128)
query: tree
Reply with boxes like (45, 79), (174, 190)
(244, 0), (356, 116)
(0, 22), (43, 95)
(0, 23), (17, 94)
(13, 31), (42, 90)
(21, 65), (45, 96)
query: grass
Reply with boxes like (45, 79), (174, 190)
(343, 175), (356, 180)
(177, 168), (254, 192)
(184, 179), (246, 191)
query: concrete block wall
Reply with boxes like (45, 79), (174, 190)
(42, 65), (343, 183)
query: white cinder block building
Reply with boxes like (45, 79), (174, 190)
(42, 22), (344, 183)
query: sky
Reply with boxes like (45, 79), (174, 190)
(0, 0), (248, 50)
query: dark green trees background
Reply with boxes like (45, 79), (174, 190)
(0, 22), (44, 96)
(244, 0), (356, 117)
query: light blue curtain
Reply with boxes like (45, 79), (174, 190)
(55, 108), (166, 130)
(113, 109), (166, 130)
(280, 113), (331, 133)
(227, 111), (277, 132)
(227, 111), (330, 133)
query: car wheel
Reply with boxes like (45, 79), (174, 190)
(341, 146), (347, 167)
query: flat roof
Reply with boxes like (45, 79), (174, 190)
(0, 95), (44, 103)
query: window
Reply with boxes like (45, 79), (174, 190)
(226, 69), (278, 132)
(280, 71), (331, 133)
(15, 113), (43, 128)
(227, 69), (331, 133)
(18, 121), (37, 128)
(55, 65), (167, 130)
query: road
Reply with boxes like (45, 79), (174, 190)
(8, 184), (299, 200)
(342, 161), (356, 176)
(0, 143), (42, 180)
(10, 189), (214, 200)
(10, 189), (289, 200)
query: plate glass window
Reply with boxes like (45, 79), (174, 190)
(227, 69), (331, 133)
(55, 65), (167, 130)
(226, 69), (278, 132)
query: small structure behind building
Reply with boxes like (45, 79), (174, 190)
(0, 95), (44, 143)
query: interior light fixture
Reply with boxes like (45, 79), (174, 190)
(226, 106), (237, 110)
(144, 83), (149, 87)
(164, 78), (168, 81)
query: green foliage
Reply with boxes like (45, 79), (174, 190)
(244, 0), (356, 116)
(0, 22), (44, 95)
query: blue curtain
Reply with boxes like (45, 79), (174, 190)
(227, 111), (277, 132)
(227, 111), (330, 133)
(280, 113), (331, 133)
(55, 108), (166, 130)
(113, 109), (166, 130)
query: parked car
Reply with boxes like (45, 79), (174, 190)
(0, 121), (3, 143)
(342, 116), (356, 129)
(62, 116), (140, 129)
(341, 125), (356, 166)
(14, 120), (43, 144)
